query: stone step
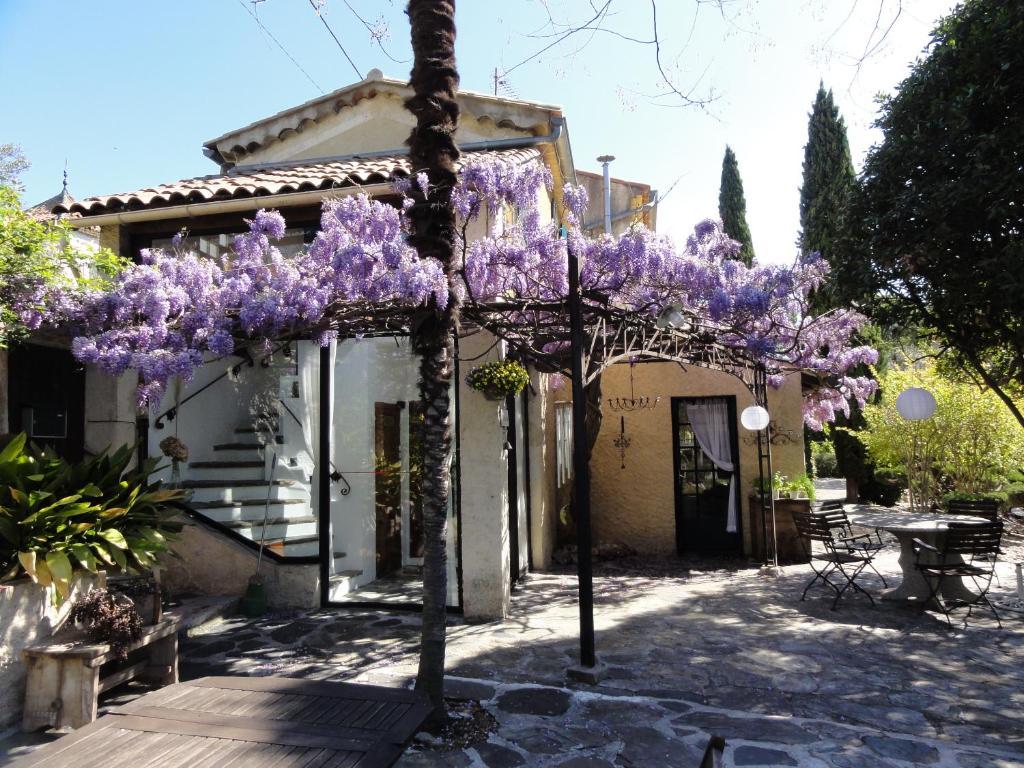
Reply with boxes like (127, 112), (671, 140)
(328, 569), (365, 600)
(263, 534), (319, 558)
(190, 498), (310, 524)
(188, 460), (265, 481)
(213, 441), (276, 451)
(235, 426), (281, 436)
(184, 479), (308, 504)
(224, 515), (318, 541)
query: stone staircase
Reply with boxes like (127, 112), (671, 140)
(182, 424), (320, 558)
(180, 418), (366, 598)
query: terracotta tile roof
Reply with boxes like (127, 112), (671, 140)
(57, 148), (542, 218)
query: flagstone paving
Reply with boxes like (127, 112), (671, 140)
(169, 550), (1024, 768)
(4, 550), (1021, 767)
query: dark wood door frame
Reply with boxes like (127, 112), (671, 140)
(670, 395), (742, 555)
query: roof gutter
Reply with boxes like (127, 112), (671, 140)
(64, 184), (394, 229)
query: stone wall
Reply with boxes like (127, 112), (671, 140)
(158, 517), (319, 610)
(0, 574), (102, 728)
(590, 362), (806, 556)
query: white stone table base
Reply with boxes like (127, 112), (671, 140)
(847, 509), (988, 605)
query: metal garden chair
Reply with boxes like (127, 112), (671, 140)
(811, 500), (888, 587)
(913, 520), (1004, 628)
(793, 509), (879, 610)
(947, 498), (1001, 522)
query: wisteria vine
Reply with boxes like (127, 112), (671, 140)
(22, 154), (876, 428)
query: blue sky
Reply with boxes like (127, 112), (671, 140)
(1, 0), (955, 263)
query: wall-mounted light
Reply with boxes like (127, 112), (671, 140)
(656, 303), (689, 332)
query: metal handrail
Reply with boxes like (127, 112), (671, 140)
(277, 395), (351, 496)
(153, 349), (256, 428)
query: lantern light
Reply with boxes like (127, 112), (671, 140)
(896, 387), (937, 421)
(741, 405), (771, 431)
(656, 304), (689, 332)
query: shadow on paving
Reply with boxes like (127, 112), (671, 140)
(124, 554), (1024, 767)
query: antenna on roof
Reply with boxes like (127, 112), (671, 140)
(492, 68), (519, 100)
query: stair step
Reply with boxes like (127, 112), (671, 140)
(189, 460), (263, 469)
(180, 479), (298, 489)
(190, 498), (306, 510)
(333, 552), (347, 559)
(224, 515), (316, 528)
(332, 570), (363, 580)
(235, 427), (281, 435)
(266, 534), (319, 546)
(211, 442), (278, 454)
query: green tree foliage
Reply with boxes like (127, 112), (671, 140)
(0, 144), (29, 189)
(0, 184), (124, 348)
(717, 146), (755, 266)
(836, 1), (1024, 427)
(799, 83), (855, 310)
(854, 365), (1024, 510)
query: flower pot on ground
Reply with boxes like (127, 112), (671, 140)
(465, 359), (530, 401)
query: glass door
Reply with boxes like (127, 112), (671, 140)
(672, 397), (741, 554)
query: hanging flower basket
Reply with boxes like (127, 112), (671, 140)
(466, 359), (529, 401)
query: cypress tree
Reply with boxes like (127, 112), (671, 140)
(799, 83), (856, 307)
(717, 146), (755, 266)
(799, 84), (866, 496)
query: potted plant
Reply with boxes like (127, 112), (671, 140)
(465, 359), (530, 401)
(70, 587), (143, 659)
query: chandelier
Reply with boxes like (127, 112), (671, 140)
(607, 362), (660, 412)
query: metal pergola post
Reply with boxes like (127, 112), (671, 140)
(318, 343), (332, 607)
(567, 243), (597, 670)
(753, 366), (778, 568)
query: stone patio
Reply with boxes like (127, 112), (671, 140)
(4, 548), (1022, 767)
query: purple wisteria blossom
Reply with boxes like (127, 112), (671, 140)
(33, 154), (877, 424)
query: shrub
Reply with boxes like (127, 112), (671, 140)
(0, 435), (184, 603)
(860, 468), (907, 507)
(780, 473), (816, 501)
(811, 441), (838, 477)
(465, 359), (529, 399)
(856, 364), (1024, 507)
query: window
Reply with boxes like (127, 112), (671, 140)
(555, 402), (573, 487)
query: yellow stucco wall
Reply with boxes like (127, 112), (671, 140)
(589, 362), (805, 556)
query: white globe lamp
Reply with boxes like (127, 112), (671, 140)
(741, 405), (770, 431)
(896, 387), (937, 421)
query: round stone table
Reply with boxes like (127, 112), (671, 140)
(846, 509), (987, 603)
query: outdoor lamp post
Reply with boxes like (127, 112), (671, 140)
(741, 398), (778, 568)
(896, 387), (937, 512)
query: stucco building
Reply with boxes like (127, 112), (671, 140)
(39, 70), (803, 620)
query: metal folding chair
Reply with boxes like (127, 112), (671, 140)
(913, 520), (1003, 628)
(793, 509), (878, 610)
(811, 501), (888, 587)
(947, 498), (1001, 522)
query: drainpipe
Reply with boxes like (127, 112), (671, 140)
(597, 155), (615, 235)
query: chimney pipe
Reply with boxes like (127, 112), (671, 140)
(597, 155), (615, 234)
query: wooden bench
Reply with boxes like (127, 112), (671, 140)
(22, 616), (179, 732)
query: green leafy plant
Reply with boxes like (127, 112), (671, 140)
(779, 473), (816, 501)
(854, 364), (1024, 508)
(811, 440), (838, 477)
(0, 435), (185, 603)
(465, 359), (529, 399)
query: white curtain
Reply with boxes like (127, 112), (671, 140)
(687, 401), (738, 533)
(297, 339), (337, 482)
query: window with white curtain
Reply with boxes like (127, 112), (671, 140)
(555, 402), (573, 487)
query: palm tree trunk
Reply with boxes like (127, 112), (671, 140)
(404, 0), (460, 725)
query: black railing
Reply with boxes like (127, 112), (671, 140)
(153, 349), (256, 429)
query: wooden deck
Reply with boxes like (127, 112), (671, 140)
(11, 676), (433, 768)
